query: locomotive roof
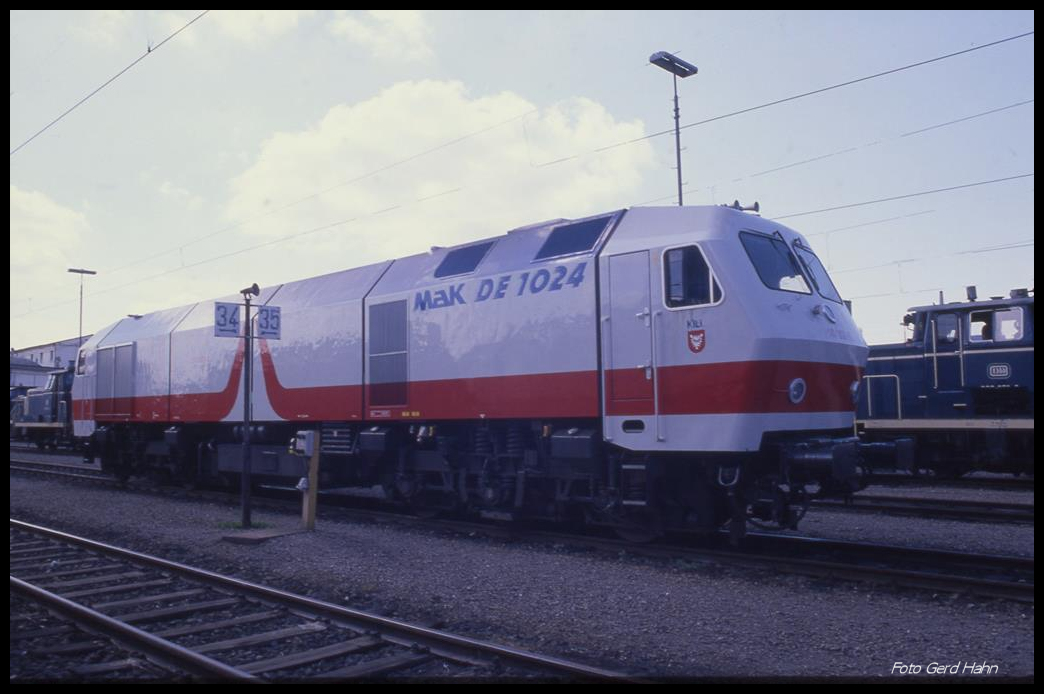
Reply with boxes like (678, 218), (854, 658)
(84, 205), (791, 343)
(907, 294), (1034, 314)
(369, 210), (625, 294)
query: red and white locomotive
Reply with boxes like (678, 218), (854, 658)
(73, 205), (871, 538)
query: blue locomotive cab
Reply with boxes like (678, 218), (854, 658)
(12, 366), (75, 449)
(857, 288), (1034, 475)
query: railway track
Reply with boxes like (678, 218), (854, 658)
(869, 472), (1034, 492)
(10, 519), (640, 682)
(12, 458), (1034, 603)
(402, 520), (1035, 604)
(810, 494), (1034, 524)
(12, 451), (1036, 528)
(10, 457), (112, 482)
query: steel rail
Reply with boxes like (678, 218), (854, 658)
(10, 519), (640, 682)
(10, 575), (258, 682)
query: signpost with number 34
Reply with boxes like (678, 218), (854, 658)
(215, 302), (280, 340)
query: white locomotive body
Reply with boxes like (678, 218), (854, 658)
(73, 206), (871, 537)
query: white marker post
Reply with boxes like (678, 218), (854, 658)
(292, 431), (319, 530)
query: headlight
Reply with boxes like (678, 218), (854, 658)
(788, 378), (807, 404)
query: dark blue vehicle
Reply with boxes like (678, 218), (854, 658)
(856, 287), (1034, 476)
(11, 366), (76, 449)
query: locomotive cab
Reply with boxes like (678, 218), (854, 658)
(858, 288), (1034, 475)
(598, 207), (869, 535)
(12, 366), (74, 448)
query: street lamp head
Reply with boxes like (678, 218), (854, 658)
(649, 51), (698, 78)
(67, 268), (97, 275)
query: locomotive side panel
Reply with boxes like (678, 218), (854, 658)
(251, 262), (391, 423)
(111, 306), (195, 422)
(168, 293), (266, 422)
(363, 215), (614, 421)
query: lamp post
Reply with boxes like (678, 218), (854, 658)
(649, 51), (698, 206)
(67, 268), (97, 351)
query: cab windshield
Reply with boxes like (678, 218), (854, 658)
(792, 241), (843, 304)
(739, 231), (811, 295)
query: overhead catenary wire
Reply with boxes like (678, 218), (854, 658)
(91, 90), (1037, 284)
(9, 10), (210, 157)
(102, 108), (536, 276)
(833, 238), (1035, 276)
(538, 30), (1034, 167)
(773, 173), (1033, 220)
(84, 30), (1038, 278)
(10, 27), (1034, 323)
(632, 98), (1034, 207)
(11, 171), (1033, 321)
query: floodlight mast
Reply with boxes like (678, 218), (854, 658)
(649, 51), (698, 206)
(67, 268), (97, 355)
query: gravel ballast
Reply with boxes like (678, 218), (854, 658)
(9, 474), (1034, 680)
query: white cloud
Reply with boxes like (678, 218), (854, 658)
(207, 10), (315, 44)
(158, 180), (205, 211)
(10, 186), (88, 272)
(328, 10), (433, 63)
(70, 11), (314, 50)
(223, 80), (655, 268)
(10, 186), (91, 346)
(71, 10), (135, 48)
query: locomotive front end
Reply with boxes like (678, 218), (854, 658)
(599, 206), (871, 536)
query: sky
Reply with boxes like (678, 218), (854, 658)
(9, 10), (1035, 349)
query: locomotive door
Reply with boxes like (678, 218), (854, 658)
(927, 312), (962, 391)
(604, 251), (656, 418)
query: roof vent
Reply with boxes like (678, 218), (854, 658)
(723, 200), (760, 214)
(1010, 288), (1029, 298)
(966, 285), (977, 301)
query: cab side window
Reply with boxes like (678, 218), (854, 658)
(969, 310), (993, 342)
(969, 307), (1024, 343)
(664, 246), (722, 308)
(994, 307), (1024, 342)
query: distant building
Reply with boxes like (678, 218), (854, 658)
(11, 336), (89, 371)
(10, 355), (54, 388)
(10, 336), (90, 388)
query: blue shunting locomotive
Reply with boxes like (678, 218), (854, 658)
(856, 287), (1034, 476)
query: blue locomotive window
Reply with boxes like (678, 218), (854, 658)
(793, 242), (842, 304)
(434, 241), (495, 278)
(995, 307), (1024, 342)
(739, 231), (811, 295)
(664, 246), (722, 308)
(935, 313), (958, 343)
(970, 307), (1025, 343)
(534, 216), (612, 261)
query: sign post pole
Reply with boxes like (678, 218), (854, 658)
(240, 289), (254, 529)
(215, 287), (278, 531)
